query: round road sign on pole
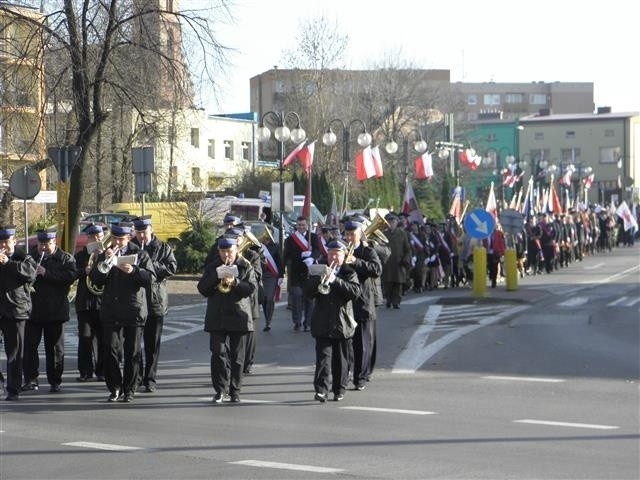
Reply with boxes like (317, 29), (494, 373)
(499, 208), (525, 235)
(463, 208), (496, 239)
(9, 167), (41, 200)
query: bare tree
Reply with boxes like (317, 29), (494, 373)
(0, 0), (232, 248)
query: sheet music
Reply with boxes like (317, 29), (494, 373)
(216, 264), (239, 279)
(117, 254), (138, 266)
(86, 241), (102, 254)
(308, 264), (328, 276)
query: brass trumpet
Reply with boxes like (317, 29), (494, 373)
(318, 261), (338, 295)
(97, 247), (120, 274)
(217, 258), (235, 294)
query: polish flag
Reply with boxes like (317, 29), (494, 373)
(449, 186), (462, 223)
(485, 181), (498, 219)
(297, 141), (315, 174)
(282, 140), (307, 167)
(355, 146), (376, 181)
(560, 169), (572, 187)
(549, 182), (563, 215)
(582, 173), (595, 189)
(402, 181), (423, 223)
(415, 152), (433, 180)
(371, 145), (383, 178)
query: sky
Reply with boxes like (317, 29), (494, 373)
(188, 0), (639, 115)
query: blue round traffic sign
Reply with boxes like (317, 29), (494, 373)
(463, 209), (496, 239)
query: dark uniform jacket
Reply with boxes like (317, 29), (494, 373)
(0, 248), (37, 321)
(197, 255), (256, 332)
(29, 247), (78, 323)
(351, 243), (382, 323)
(74, 246), (102, 312)
(381, 228), (412, 284)
(133, 236), (177, 316)
(304, 264), (360, 339)
(89, 242), (156, 327)
(283, 231), (319, 287)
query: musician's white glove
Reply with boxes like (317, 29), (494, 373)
(277, 278), (283, 286)
(303, 257), (314, 267)
(301, 251), (312, 259)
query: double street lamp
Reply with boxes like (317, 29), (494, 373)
(322, 118), (371, 213)
(257, 110), (306, 256)
(384, 130), (427, 185)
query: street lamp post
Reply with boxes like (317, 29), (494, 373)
(322, 118), (371, 214)
(257, 111), (306, 257)
(384, 130), (427, 186)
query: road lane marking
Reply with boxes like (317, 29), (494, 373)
(393, 304), (529, 373)
(198, 397), (277, 403)
(62, 441), (143, 451)
(341, 406), (437, 415)
(583, 262), (604, 270)
(392, 305), (441, 373)
(607, 296), (628, 306)
(558, 297), (589, 307)
(554, 264), (640, 295)
(230, 460), (343, 473)
(482, 375), (565, 383)
(401, 296), (441, 306)
(514, 419), (619, 430)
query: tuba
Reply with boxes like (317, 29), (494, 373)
(85, 231), (112, 296)
(258, 226), (275, 245)
(364, 214), (390, 244)
(237, 230), (262, 257)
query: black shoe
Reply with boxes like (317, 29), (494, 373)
(122, 394), (133, 403)
(354, 384), (366, 391)
(303, 325), (309, 332)
(108, 390), (121, 402)
(76, 375), (91, 382)
(386, 302), (391, 308)
(243, 366), (253, 375)
(314, 392), (327, 403)
(333, 393), (344, 401)
(21, 382), (38, 391)
(229, 393), (240, 403)
(144, 384), (157, 393)
(393, 304), (400, 309)
(5, 392), (19, 401)
(49, 384), (62, 393)
(96, 375), (105, 382)
(262, 325), (271, 332)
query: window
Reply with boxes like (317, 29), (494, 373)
(505, 93), (524, 104)
(599, 146), (621, 164)
(534, 132), (544, 140)
(467, 94), (477, 105)
(529, 94), (547, 105)
(466, 112), (478, 121)
(561, 148), (581, 163)
(191, 128), (199, 148)
(604, 129), (615, 137)
(486, 134), (497, 141)
(224, 140), (234, 160)
(192, 167), (201, 187)
(241, 141), (251, 161)
(208, 139), (215, 159)
(483, 94), (500, 106)
(565, 131), (576, 139)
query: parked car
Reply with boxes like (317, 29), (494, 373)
(81, 212), (138, 226)
(17, 220), (108, 254)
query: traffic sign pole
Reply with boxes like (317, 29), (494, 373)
(472, 246), (487, 298)
(505, 248), (518, 291)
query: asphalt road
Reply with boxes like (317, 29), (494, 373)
(1, 245), (639, 479)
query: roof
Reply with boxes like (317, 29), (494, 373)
(520, 111), (640, 124)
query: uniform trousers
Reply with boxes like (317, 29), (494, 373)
(314, 337), (349, 396)
(0, 318), (25, 395)
(290, 285), (313, 328)
(383, 282), (403, 306)
(103, 324), (142, 396)
(209, 331), (247, 396)
(23, 321), (64, 386)
(142, 314), (164, 388)
(352, 319), (375, 388)
(243, 329), (256, 373)
(77, 309), (104, 378)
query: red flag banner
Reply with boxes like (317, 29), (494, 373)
(371, 145), (384, 178)
(485, 181), (497, 219)
(402, 181), (423, 223)
(298, 140), (315, 174)
(355, 146), (376, 181)
(282, 140), (307, 167)
(415, 152), (433, 180)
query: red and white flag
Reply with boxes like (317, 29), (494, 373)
(485, 181), (498, 219)
(355, 146), (376, 181)
(282, 140), (307, 167)
(297, 140), (315, 174)
(582, 173), (595, 189)
(371, 145), (383, 178)
(560, 169), (572, 187)
(449, 186), (462, 223)
(460, 148), (481, 170)
(402, 181), (423, 223)
(615, 201), (639, 232)
(548, 181), (563, 215)
(415, 152), (433, 180)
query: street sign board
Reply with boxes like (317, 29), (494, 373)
(48, 146), (82, 182)
(500, 208), (525, 235)
(464, 208), (495, 239)
(9, 167), (41, 199)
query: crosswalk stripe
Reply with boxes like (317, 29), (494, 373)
(558, 297), (589, 307)
(341, 406), (437, 415)
(514, 419), (618, 430)
(62, 441), (143, 451)
(230, 460), (343, 474)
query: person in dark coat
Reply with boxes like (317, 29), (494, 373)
(304, 240), (360, 403)
(381, 214), (411, 308)
(89, 224), (156, 403)
(197, 236), (256, 403)
(0, 226), (37, 401)
(259, 227), (282, 332)
(74, 223), (106, 382)
(23, 231), (78, 393)
(343, 220), (382, 391)
(283, 216), (320, 331)
(131, 216), (177, 393)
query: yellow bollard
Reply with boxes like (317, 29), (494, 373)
(505, 248), (518, 291)
(473, 245), (487, 298)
